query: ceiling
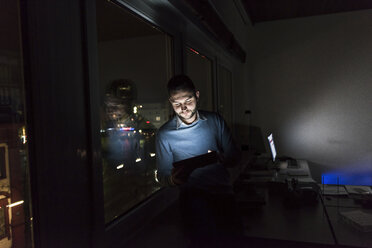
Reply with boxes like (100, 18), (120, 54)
(240, 0), (372, 24)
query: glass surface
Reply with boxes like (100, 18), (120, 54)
(0, 205), (6, 238)
(186, 48), (214, 111)
(96, 0), (173, 223)
(0, 0), (33, 247)
(217, 65), (233, 128)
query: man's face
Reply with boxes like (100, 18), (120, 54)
(169, 90), (200, 124)
(105, 97), (130, 121)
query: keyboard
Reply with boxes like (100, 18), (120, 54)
(287, 159), (299, 168)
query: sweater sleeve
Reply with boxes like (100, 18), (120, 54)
(155, 130), (175, 186)
(217, 113), (241, 167)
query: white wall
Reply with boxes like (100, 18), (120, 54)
(250, 10), (372, 180)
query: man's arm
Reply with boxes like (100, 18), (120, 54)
(155, 132), (176, 186)
(217, 114), (241, 167)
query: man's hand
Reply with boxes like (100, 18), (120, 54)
(170, 166), (189, 185)
(216, 152), (237, 168)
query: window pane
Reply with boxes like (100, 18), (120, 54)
(96, 0), (173, 224)
(185, 48), (214, 111)
(0, 0), (33, 247)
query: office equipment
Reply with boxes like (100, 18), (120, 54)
(283, 178), (319, 206)
(267, 133), (277, 162)
(287, 158), (298, 168)
(277, 160), (310, 177)
(172, 151), (218, 182)
(267, 133), (299, 169)
(319, 184), (348, 196)
(340, 210), (372, 232)
(345, 185), (372, 195)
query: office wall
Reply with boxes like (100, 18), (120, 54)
(250, 10), (372, 182)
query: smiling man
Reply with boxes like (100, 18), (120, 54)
(169, 89), (199, 124)
(155, 74), (242, 244)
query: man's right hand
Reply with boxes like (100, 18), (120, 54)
(170, 166), (189, 185)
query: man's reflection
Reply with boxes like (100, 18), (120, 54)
(101, 79), (159, 222)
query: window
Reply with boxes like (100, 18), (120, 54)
(185, 47), (214, 111)
(218, 65), (233, 128)
(96, 0), (173, 224)
(0, 0), (33, 247)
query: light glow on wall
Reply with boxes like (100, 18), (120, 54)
(322, 167), (372, 186)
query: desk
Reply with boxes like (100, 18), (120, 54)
(324, 196), (372, 248)
(240, 185), (335, 245)
(237, 159), (372, 248)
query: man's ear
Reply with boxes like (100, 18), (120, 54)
(195, 90), (200, 100)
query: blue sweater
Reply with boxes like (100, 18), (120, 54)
(155, 110), (240, 193)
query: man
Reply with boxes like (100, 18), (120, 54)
(156, 74), (242, 245)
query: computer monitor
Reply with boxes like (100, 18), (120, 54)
(267, 133), (277, 162)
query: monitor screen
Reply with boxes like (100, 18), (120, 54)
(267, 133), (277, 162)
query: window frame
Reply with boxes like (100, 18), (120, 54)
(85, 1), (184, 246)
(21, 0), (240, 247)
(86, 1), (238, 246)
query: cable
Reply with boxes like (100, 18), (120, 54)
(318, 191), (339, 246)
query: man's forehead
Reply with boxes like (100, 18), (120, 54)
(169, 90), (194, 101)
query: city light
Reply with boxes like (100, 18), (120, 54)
(133, 106), (138, 114)
(150, 153), (156, 157)
(136, 158), (142, 162)
(116, 164), (124, 169)
(7, 200), (24, 208)
(146, 121), (150, 124)
(154, 170), (159, 183)
(21, 127), (27, 144)
(208, 150), (212, 153)
(139, 130), (142, 133)
(118, 127), (134, 131)
(189, 47), (200, 55)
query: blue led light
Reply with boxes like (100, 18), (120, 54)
(321, 171), (372, 186)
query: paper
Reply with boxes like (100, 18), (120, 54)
(318, 184), (348, 195)
(345, 185), (372, 195)
(340, 210), (372, 232)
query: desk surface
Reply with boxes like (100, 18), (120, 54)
(324, 196), (372, 248)
(240, 156), (372, 247)
(241, 186), (336, 245)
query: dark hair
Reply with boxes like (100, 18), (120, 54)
(167, 74), (196, 95)
(106, 79), (136, 101)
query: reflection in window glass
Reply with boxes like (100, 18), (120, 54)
(96, 0), (173, 223)
(218, 65), (233, 128)
(186, 48), (214, 111)
(0, 0), (33, 247)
